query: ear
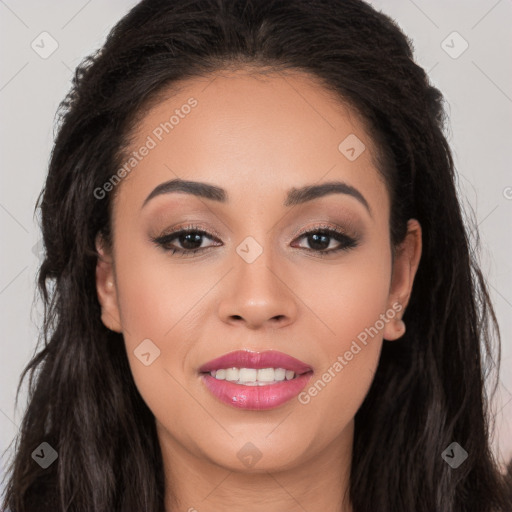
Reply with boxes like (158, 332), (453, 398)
(383, 219), (422, 341)
(95, 233), (122, 333)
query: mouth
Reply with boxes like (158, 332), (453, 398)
(198, 349), (312, 381)
(198, 350), (313, 410)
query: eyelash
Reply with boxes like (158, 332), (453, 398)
(152, 223), (359, 258)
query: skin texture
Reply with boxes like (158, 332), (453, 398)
(95, 69), (422, 512)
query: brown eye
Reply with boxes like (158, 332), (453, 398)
(152, 225), (221, 256)
(292, 225), (358, 256)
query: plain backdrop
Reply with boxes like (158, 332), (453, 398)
(1, 0), (511, 489)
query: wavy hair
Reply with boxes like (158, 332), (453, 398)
(2, 0), (511, 510)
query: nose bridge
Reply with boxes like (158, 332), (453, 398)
(236, 235), (279, 296)
(217, 232), (297, 328)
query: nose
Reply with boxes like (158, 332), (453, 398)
(217, 250), (298, 330)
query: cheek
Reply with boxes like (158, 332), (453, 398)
(112, 252), (205, 435)
(293, 244), (392, 422)
(114, 240), (217, 340)
(111, 240), (223, 412)
(291, 240), (392, 343)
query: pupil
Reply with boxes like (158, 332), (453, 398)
(308, 233), (329, 250)
(180, 233), (202, 249)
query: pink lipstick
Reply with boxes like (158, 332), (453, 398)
(199, 350), (313, 410)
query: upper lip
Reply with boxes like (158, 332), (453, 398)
(199, 350), (313, 375)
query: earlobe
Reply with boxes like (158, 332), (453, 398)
(383, 219), (422, 341)
(95, 234), (123, 333)
(383, 314), (407, 341)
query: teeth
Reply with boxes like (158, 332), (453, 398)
(239, 368), (258, 381)
(225, 368), (239, 381)
(274, 368), (286, 381)
(209, 367), (297, 385)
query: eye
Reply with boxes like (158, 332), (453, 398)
(291, 224), (358, 257)
(151, 224), (221, 257)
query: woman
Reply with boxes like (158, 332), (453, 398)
(2, 0), (511, 510)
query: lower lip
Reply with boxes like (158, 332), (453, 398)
(200, 372), (313, 410)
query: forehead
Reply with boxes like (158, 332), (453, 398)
(113, 68), (387, 216)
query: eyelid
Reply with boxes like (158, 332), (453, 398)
(155, 222), (223, 241)
(155, 221), (359, 244)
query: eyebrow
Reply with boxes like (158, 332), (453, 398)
(142, 178), (371, 216)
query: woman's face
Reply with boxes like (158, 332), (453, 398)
(96, 69), (421, 474)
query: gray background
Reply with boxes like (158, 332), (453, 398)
(1, 0), (511, 486)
